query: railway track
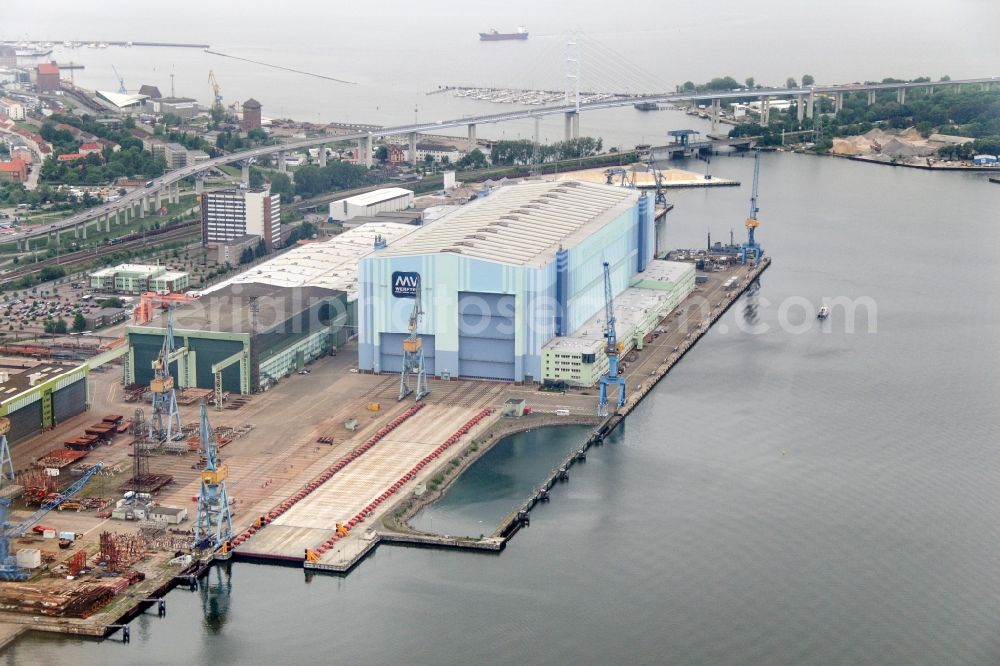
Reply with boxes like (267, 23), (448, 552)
(1, 221), (200, 286)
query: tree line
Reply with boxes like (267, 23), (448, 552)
(488, 137), (604, 166)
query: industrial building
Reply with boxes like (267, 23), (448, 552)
(127, 283), (350, 394)
(215, 234), (261, 266)
(83, 306), (128, 330)
(126, 223), (419, 394)
(34, 63), (60, 93)
(0, 363), (89, 446)
(89, 264), (190, 295)
(94, 91), (150, 112)
(242, 98), (262, 131)
(201, 188), (281, 251)
(150, 97), (200, 119)
(541, 260), (694, 386)
(357, 180), (658, 382)
(329, 188), (414, 222)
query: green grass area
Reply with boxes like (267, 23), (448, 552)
(159, 194), (198, 218)
(216, 164), (241, 178)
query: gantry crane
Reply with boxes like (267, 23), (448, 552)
(133, 291), (199, 326)
(193, 401), (233, 555)
(740, 148), (764, 265)
(604, 167), (636, 189)
(398, 281), (429, 402)
(149, 307), (183, 442)
(111, 64), (126, 94)
(597, 261), (626, 417)
(0, 418), (14, 486)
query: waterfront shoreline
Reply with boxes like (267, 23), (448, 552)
(377, 258), (772, 552)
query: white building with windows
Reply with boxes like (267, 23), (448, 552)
(0, 98), (25, 121)
(201, 187), (281, 251)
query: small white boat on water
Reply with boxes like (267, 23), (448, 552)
(817, 305), (830, 320)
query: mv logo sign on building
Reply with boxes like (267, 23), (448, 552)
(392, 272), (420, 298)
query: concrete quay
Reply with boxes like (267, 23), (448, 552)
(381, 258), (772, 551)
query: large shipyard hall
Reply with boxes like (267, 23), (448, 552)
(358, 179), (688, 383)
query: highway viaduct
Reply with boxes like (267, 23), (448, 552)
(11, 75), (998, 249)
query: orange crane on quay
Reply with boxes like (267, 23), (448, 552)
(132, 291), (199, 326)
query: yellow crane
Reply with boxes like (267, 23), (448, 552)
(208, 70), (224, 118)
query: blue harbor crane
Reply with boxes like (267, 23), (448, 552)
(398, 280), (429, 402)
(0, 463), (104, 580)
(597, 261), (626, 417)
(740, 148), (764, 265)
(149, 307), (183, 442)
(111, 64), (126, 94)
(0, 499), (28, 581)
(193, 401), (233, 555)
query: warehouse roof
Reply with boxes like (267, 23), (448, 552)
(93, 263), (164, 277)
(95, 91), (149, 109)
(0, 363), (85, 405)
(198, 223), (419, 301)
(377, 180), (639, 267)
(338, 187), (413, 207)
(630, 260), (694, 289)
(149, 506), (185, 516)
(143, 283), (342, 335)
(543, 283), (675, 355)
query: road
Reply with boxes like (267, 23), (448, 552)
(15, 75), (999, 242)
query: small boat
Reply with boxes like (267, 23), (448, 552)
(817, 305), (829, 319)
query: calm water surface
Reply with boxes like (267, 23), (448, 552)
(410, 425), (593, 537)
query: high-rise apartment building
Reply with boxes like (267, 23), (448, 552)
(201, 188), (281, 251)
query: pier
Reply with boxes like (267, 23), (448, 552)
(0, 40), (209, 49)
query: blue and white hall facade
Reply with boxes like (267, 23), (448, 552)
(357, 179), (654, 382)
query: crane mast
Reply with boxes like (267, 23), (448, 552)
(208, 70), (224, 118)
(740, 148), (764, 265)
(149, 306), (183, 442)
(111, 64), (126, 94)
(193, 401), (233, 555)
(399, 281), (428, 402)
(597, 261), (626, 416)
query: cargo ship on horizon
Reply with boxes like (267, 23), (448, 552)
(479, 27), (529, 41)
